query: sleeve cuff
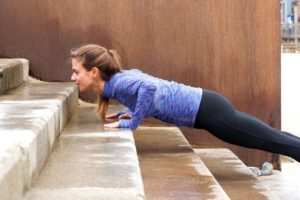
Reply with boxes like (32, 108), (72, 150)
(117, 111), (126, 116)
(119, 119), (131, 128)
(117, 109), (133, 116)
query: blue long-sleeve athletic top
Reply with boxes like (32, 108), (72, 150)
(103, 69), (203, 130)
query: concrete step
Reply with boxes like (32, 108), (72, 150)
(24, 103), (144, 200)
(134, 127), (230, 200)
(195, 148), (279, 200)
(0, 58), (29, 95)
(0, 80), (78, 200)
(257, 161), (300, 200)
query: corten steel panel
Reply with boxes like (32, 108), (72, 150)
(0, 0), (281, 168)
(180, 0), (281, 169)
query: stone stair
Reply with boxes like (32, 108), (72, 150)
(195, 148), (279, 200)
(257, 161), (300, 200)
(134, 126), (230, 200)
(23, 102), (144, 200)
(0, 59), (78, 200)
(0, 59), (29, 95)
(1, 58), (300, 200)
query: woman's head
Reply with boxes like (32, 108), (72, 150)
(70, 44), (122, 121)
(70, 44), (122, 92)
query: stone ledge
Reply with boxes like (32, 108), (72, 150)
(0, 81), (78, 200)
(134, 127), (230, 200)
(25, 188), (144, 200)
(0, 81), (78, 131)
(195, 148), (279, 200)
(0, 58), (29, 95)
(0, 134), (24, 200)
(24, 103), (144, 200)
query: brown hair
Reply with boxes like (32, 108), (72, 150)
(70, 44), (122, 120)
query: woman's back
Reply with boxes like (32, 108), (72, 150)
(103, 69), (203, 129)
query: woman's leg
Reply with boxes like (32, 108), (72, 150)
(194, 89), (300, 162)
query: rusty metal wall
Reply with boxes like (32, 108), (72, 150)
(0, 0), (281, 167)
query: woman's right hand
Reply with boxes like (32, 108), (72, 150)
(105, 113), (118, 121)
(105, 112), (132, 122)
(118, 113), (132, 119)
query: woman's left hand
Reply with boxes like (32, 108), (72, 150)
(104, 121), (120, 128)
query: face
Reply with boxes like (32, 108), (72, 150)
(71, 59), (95, 92)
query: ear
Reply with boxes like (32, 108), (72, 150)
(91, 67), (100, 78)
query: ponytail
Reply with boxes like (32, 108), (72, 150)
(108, 49), (122, 72)
(98, 97), (109, 121)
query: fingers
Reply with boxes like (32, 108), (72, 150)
(105, 113), (118, 120)
(118, 113), (132, 119)
(104, 121), (120, 128)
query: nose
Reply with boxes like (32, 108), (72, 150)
(71, 73), (76, 81)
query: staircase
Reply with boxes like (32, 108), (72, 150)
(1, 58), (300, 200)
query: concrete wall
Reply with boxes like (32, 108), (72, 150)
(0, 0), (281, 167)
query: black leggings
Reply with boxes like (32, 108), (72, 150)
(194, 89), (300, 162)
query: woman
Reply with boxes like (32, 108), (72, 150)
(71, 44), (300, 162)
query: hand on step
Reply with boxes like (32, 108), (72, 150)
(104, 121), (120, 129)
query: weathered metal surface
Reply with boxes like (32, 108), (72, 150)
(0, 0), (281, 167)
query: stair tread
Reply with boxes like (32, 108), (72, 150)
(25, 103), (144, 200)
(195, 148), (279, 200)
(134, 127), (230, 200)
(0, 81), (78, 131)
(257, 162), (300, 200)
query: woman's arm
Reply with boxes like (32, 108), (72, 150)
(118, 83), (157, 130)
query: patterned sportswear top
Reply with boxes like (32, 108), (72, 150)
(103, 69), (203, 130)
